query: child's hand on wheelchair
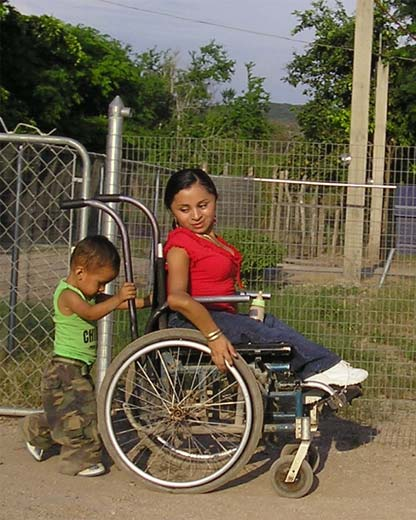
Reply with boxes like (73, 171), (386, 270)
(135, 292), (152, 309)
(118, 282), (137, 303)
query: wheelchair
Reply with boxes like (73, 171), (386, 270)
(61, 194), (361, 499)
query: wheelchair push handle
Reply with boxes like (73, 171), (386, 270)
(93, 194), (123, 203)
(60, 198), (89, 210)
(60, 196), (139, 341)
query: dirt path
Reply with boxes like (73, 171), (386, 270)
(1, 415), (416, 520)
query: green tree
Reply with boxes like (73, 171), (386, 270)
(1, 3), (83, 130)
(168, 41), (235, 136)
(136, 41), (273, 140)
(0, 2), (172, 149)
(283, 0), (414, 144)
(1, 3), (274, 147)
(204, 62), (273, 139)
(284, 0), (360, 143)
(384, 0), (416, 146)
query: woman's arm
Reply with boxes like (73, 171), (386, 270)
(166, 247), (237, 372)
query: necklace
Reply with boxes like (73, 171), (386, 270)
(202, 233), (216, 242)
(201, 232), (234, 256)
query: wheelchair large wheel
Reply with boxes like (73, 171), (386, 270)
(97, 328), (264, 493)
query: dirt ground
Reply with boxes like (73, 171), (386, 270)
(1, 414), (416, 520)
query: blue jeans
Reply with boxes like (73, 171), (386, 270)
(168, 311), (340, 380)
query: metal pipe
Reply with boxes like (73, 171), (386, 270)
(0, 407), (43, 416)
(60, 198), (138, 337)
(94, 194), (160, 259)
(248, 176), (396, 190)
(7, 145), (24, 354)
(98, 97), (132, 390)
(0, 133), (92, 238)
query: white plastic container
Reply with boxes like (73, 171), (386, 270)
(248, 291), (265, 322)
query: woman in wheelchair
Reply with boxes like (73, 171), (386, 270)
(164, 168), (368, 388)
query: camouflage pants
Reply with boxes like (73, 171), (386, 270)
(22, 359), (102, 475)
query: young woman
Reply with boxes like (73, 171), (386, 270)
(163, 168), (368, 387)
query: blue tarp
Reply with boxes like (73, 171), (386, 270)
(394, 185), (416, 254)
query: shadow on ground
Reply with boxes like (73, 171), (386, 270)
(219, 412), (378, 492)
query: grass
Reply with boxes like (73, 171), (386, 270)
(1, 282), (415, 417)
(0, 304), (151, 408)
(264, 279), (416, 405)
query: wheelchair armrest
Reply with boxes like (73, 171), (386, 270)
(194, 295), (250, 304)
(193, 292), (271, 305)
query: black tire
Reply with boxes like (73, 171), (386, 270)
(97, 328), (264, 493)
(270, 455), (314, 498)
(306, 445), (320, 473)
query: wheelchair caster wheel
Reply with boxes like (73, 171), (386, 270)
(270, 455), (314, 498)
(280, 443), (320, 473)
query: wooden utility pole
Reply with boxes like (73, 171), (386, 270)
(368, 40), (389, 265)
(343, 0), (374, 282)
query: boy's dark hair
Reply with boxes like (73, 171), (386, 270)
(164, 168), (218, 209)
(70, 235), (120, 273)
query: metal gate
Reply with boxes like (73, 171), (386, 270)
(0, 134), (91, 410)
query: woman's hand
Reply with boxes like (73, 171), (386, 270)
(209, 335), (238, 373)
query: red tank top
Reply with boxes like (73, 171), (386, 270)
(164, 227), (243, 313)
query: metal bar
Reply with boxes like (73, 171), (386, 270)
(0, 133), (92, 238)
(94, 194), (161, 259)
(98, 97), (132, 389)
(60, 198), (138, 338)
(378, 248), (396, 288)
(60, 198), (138, 390)
(7, 145), (24, 354)
(0, 407), (43, 416)
(248, 176), (397, 190)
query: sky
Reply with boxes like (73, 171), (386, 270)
(10, 0), (357, 104)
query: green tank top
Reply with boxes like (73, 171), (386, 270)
(53, 279), (97, 365)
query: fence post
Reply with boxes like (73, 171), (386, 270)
(368, 49), (389, 265)
(97, 96), (131, 390)
(343, 0), (373, 281)
(7, 145), (24, 354)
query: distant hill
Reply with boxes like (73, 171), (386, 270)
(267, 103), (299, 126)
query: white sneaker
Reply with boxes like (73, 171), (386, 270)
(304, 360), (368, 387)
(77, 463), (106, 477)
(26, 441), (44, 461)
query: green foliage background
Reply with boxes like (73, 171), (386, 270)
(0, 2), (281, 151)
(221, 228), (286, 283)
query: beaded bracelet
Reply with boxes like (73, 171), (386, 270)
(206, 328), (223, 342)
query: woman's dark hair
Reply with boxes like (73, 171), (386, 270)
(70, 235), (120, 273)
(164, 168), (218, 209)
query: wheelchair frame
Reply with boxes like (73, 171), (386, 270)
(61, 194), (354, 499)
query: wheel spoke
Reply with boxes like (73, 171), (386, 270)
(98, 331), (263, 492)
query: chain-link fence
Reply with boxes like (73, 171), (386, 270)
(1, 132), (415, 447)
(0, 134), (94, 409)
(116, 136), (416, 445)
